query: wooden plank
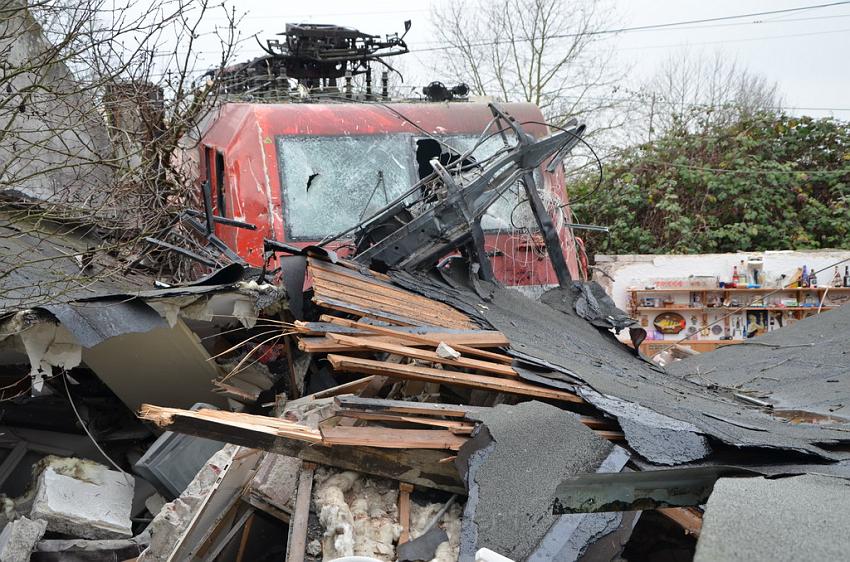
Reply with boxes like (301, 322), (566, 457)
(293, 321), (510, 347)
(235, 512), (255, 562)
(310, 265), (473, 329)
(139, 404), (466, 494)
(140, 405), (323, 444)
(298, 334), (509, 354)
(313, 277), (462, 327)
(658, 507), (703, 537)
(399, 483), (413, 545)
(596, 430), (626, 441)
(285, 463), (315, 562)
(334, 396), (616, 434)
(320, 426), (468, 451)
(326, 333), (518, 377)
(313, 296), (425, 327)
(202, 506), (254, 562)
(321, 316), (513, 365)
(335, 395), (477, 418)
(336, 410), (475, 430)
(309, 376), (377, 400)
(326, 355), (584, 404)
(298, 335), (443, 354)
(310, 258), (429, 301)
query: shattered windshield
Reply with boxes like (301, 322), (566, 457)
(278, 135), (416, 240)
(277, 132), (549, 240)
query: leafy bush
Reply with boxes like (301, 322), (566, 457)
(571, 113), (850, 257)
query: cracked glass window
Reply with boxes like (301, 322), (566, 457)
(439, 135), (546, 232)
(278, 135), (416, 239)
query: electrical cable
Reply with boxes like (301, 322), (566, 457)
(408, 1), (850, 53)
(63, 372), (133, 485)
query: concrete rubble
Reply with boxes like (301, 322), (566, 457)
(29, 457), (134, 540)
(0, 517), (47, 562)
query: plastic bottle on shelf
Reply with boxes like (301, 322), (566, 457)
(809, 267), (818, 288)
(800, 265), (809, 288)
(844, 266), (850, 288)
(731, 266), (740, 287)
(833, 266), (842, 288)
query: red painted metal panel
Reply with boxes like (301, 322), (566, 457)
(196, 101), (581, 284)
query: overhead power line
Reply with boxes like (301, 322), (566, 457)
(409, 1), (850, 53)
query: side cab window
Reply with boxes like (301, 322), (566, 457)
(203, 145), (227, 217)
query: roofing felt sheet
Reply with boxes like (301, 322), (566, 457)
(668, 303), (850, 419)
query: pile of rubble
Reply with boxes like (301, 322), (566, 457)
(0, 109), (848, 562)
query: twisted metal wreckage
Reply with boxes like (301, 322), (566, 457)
(1, 108), (850, 562)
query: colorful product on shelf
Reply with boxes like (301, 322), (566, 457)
(654, 312), (687, 334)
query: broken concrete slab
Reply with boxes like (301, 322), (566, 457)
(457, 401), (627, 562)
(0, 516), (48, 562)
(247, 453), (301, 518)
(29, 456), (135, 540)
(695, 474), (850, 562)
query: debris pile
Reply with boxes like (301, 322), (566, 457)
(0, 103), (847, 561)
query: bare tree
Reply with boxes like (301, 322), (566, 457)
(430, 0), (624, 133)
(637, 50), (783, 140)
(0, 0), (242, 307)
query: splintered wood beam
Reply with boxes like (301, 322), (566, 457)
(138, 404), (466, 494)
(320, 316), (513, 364)
(325, 333), (518, 378)
(139, 405), (323, 443)
(320, 426), (468, 451)
(326, 355), (584, 404)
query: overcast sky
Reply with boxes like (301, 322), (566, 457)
(189, 0), (850, 119)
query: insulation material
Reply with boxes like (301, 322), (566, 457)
(312, 468), (463, 562)
(410, 501), (463, 562)
(146, 296), (202, 328)
(313, 469), (401, 561)
(15, 317), (81, 393)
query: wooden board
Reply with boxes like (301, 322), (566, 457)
(335, 395), (479, 418)
(285, 463), (315, 562)
(308, 258), (474, 329)
(140, 405), (323, 443)
(326, 355), (584, 404)
(325, 333), (518, 377)
(336, 410), (476, 430)
(292, 321), (510, 347)
(321, 316), (513, 365)
(320, 426), (468, 451)
(138, 404), (466, 494)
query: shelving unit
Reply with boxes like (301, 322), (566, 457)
(630, 286), (850, 355)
